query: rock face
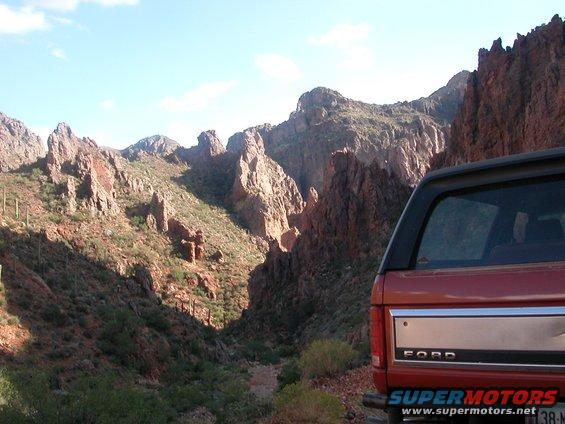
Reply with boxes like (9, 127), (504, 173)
(121, 135), (181, 160)
(247, 151), (411, 329)
(146, 191), (205, 262)
(435, 15), (564, 167)
(0, 112), (45, 171)
(253, 72), (469, 192)
(175, 130), (229, 167)
(231, 129), (304, 247)
(226, 124), (272, 154)
(45, 123), (118, 215)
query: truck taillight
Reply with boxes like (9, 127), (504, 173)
(369, 306), (386, 369)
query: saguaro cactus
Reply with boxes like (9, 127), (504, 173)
(15, 199), (19, 219)
(25, 206), (29, 227)
(0, 264), (3, 284)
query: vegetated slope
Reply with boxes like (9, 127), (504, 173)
(0, 112), (45, 172)
(0, 122), (265, 379)
(229, 71), (469, 194)
(435, 15), (564, 167)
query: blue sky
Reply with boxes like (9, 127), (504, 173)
(0, 0), (563, 149)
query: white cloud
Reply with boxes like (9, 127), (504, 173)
(25, 0), (138, 12)
(100, 99), (114, 110)
(159, 81), (236, 112)
(50, 46), (67, 59)
(255, 54), (302, 83)
(0, 4), (49, 34)
(52, 15), (72, 24)
(309, 23), (375, 71)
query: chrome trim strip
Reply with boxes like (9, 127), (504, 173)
(389, 306), (565, 372)
(390, 306), (565, 317)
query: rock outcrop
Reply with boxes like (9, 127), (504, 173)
(231, 129), (304, 247)
(435, 15), (564, 167)
(226, 124), (272, 154)
(0, 112), (45, 171)
(252, 72), (469, 192)
(45, 123), (118, 215)
(175, 130), (229, 167)
(121, 135), (181, 160)
(146, 191), (205, 262)
(247, 151), (411, 332)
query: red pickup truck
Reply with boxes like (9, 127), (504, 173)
(364, 148), (565, 423)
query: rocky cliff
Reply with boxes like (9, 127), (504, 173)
(0, 112), (45, 172)
(245, 151), (411, 340)
(175, 130), (229, 166)
(231, 129), (304, 249)
(435, 15), (564, 166)
(253, 72), (469, 193)
(45, 123), (126, 215)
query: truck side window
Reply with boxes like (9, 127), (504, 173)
(414, 176), (565, 269)
(416, 197), (498, 267)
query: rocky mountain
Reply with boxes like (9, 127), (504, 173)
(435, 15), (564, 166)
(244, 151), (411, 341)
(242, 16), (563, 344)
(46, 123), (121, 215)
(121, 134), (181, 160)
(0, 112), (45, 172)
(175, 130), (229, 166)
(245, 72), (469, 194)
(231, 129), (304, 250)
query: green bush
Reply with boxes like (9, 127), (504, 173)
(96, 305), (140, 366)
(0, 238), (7, 255)
(0, 367), (174, 423)
(142, 308), (170, 333)
(40, 305), (68, 327)
(130, 215), (146, 229)
(272, 383), (344, 424)
(298, 339), (357, 378)
(277, 359), (301, 389)
(242, 340), (280, 364)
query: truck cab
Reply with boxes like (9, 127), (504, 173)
(365, 148), (565, 423)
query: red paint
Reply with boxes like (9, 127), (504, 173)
(370, 262), (565, 394)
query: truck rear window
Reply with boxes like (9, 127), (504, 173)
(414, 176), (565, 269)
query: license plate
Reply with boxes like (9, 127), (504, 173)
(535, 404), (565, 424)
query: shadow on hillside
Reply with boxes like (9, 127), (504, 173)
(172, 161), (236, 208)
(0, 226), (223, 383)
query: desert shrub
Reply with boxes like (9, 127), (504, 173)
(242, 340), (280, 364)
(96, 305), (140, 366)
(40, 305), (68, 327)
(272, 383), (344, 424)
(142, 308), (170, 333)
(277, 359), (301, 389)
(0, 367), (173, 423)
(298, 339), (357, 378)
(130, 215), (146, 229)
(170, 267), (187, 284)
